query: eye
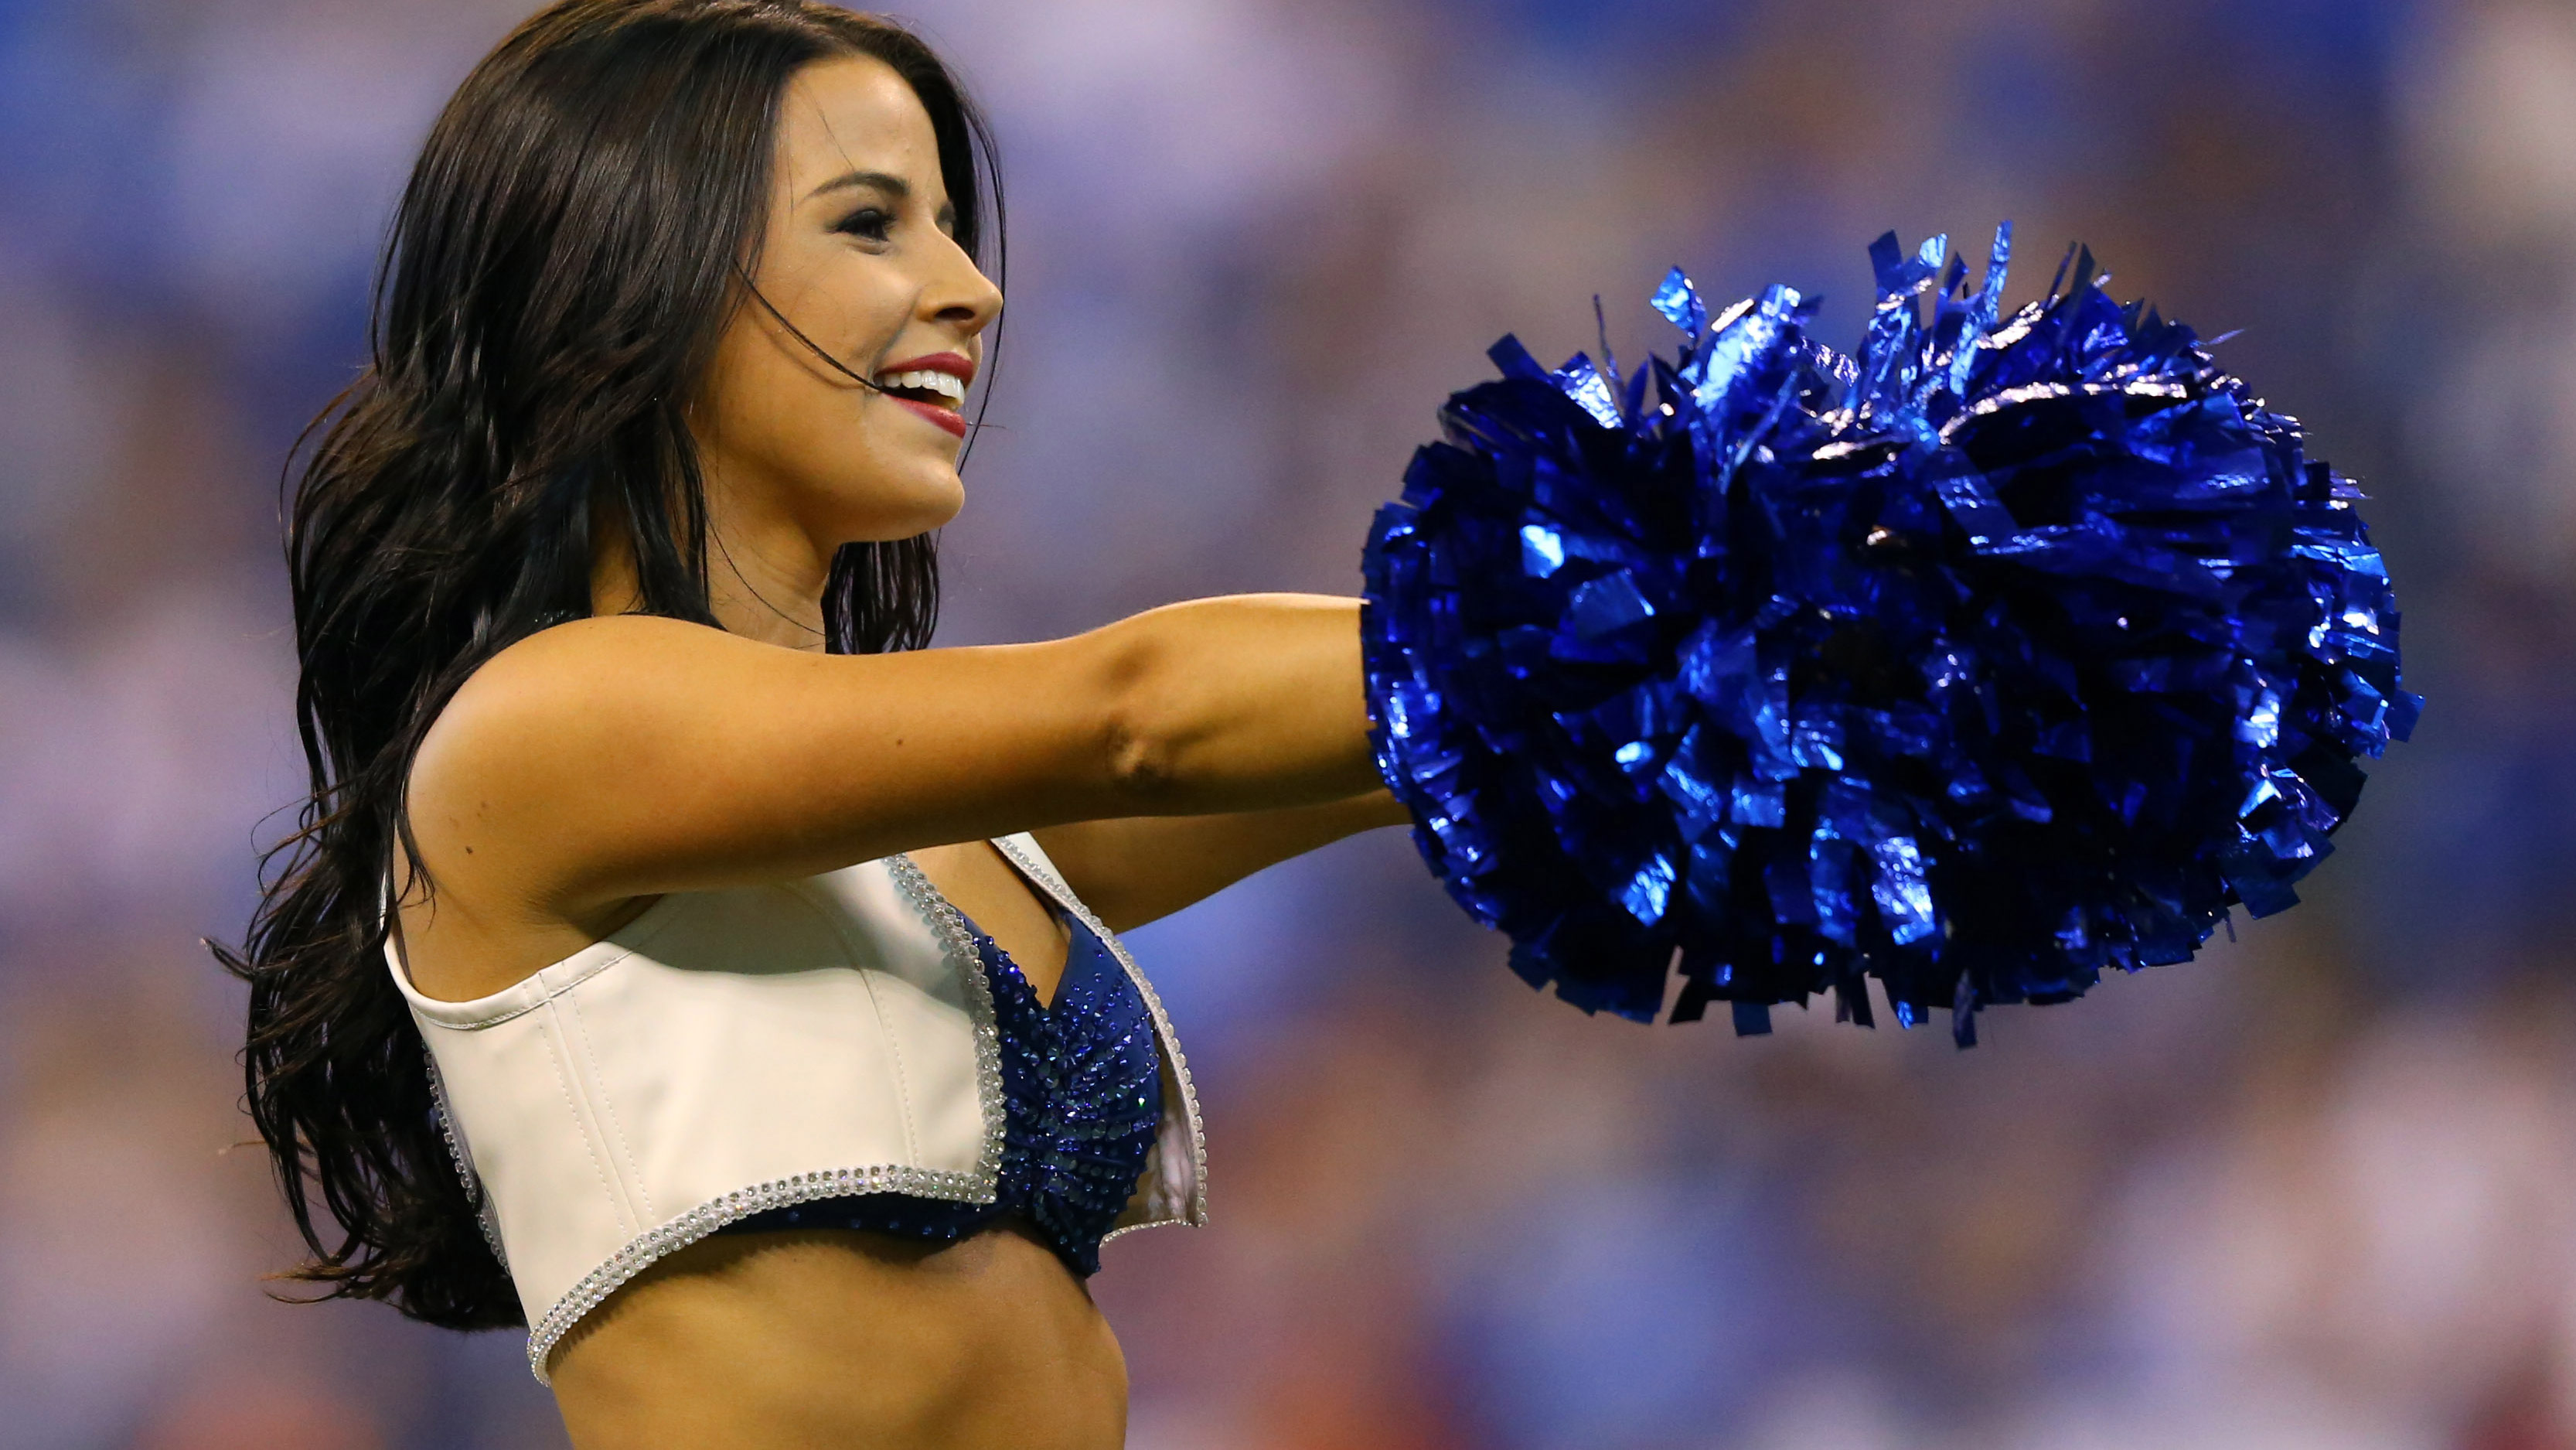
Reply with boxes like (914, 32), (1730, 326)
(833, 206), (894, 244)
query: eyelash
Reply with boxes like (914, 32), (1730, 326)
(833, 207), (894, 244)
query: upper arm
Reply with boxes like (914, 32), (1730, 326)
(405, 615), (1150, 915)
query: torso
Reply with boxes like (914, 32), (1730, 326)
(396, 840), (1118, 1450)
(546, 1222), (1126, 1450)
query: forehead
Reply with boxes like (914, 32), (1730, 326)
(773, 55), (946, 205)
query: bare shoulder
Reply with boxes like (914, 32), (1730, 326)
(433, 613), (750, 726)
(398, 610), (1121, 916)
(412, 615), (768, 793)
(401, 616), (755, 900)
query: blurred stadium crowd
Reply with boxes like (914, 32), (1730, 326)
(1, 0), (2572, 1446)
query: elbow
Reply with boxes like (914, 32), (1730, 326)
(1094, 626), (1190, 810)
(1104, 717), (1184, 805)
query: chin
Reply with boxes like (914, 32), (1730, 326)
(832, 469), (963, 541)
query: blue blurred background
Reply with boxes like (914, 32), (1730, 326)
(2, 0), (2573, 1445)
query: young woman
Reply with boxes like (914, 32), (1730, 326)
(223, 3), (1407, 1445)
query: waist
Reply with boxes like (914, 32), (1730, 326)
(550, 1222), (1128, 1450)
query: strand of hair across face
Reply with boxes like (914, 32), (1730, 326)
(737, 272), (891, 394)
(734, 268), (1004, 455)
(724, 275), (936, 643)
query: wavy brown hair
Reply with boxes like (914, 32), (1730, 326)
(214, 0), (1003, 1328)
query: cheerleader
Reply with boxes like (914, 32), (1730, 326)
(223, 3), (1404, 1446)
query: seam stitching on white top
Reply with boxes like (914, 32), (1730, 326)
(790, 876), (922, 1165)
(565, 993), (653, 1223)
(538, 1001), (623, 1234)
(885, 853), (1007, 1188)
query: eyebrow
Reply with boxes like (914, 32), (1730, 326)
(806, 169), (911, 203)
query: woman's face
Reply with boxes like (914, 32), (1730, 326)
(693, 56), (1003, 548)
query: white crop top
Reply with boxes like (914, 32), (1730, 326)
(384, 833), (1206, 1383)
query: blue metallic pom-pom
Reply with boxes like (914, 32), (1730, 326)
(1360, 226), (2418, 1043)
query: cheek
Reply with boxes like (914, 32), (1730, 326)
(728, 377), (966, 535)
(697, 298), (963, 538)
(704, 319), (825, 454)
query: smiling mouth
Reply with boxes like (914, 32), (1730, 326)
(871, 367), (971, 439)
(871, 367), (968, 407)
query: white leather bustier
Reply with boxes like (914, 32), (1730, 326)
(383, 833), (1206, 1383)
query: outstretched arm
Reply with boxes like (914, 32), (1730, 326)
(405, 593), (1381, 921)
(1032, 790), (1412, 933)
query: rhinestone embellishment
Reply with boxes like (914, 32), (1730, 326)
(991, 835), (1208, 1231)
(421, 1042), (509, 1268)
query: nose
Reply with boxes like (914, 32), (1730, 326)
(927, 234), (1003, 340)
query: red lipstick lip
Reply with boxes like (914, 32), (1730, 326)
(876, 351), (976, 387)
(890, 394), (969, 439)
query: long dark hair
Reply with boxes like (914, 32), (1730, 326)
(215, 0), (1003, 1329)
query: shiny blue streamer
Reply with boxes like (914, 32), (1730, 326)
(1359, 226), (2419, 1043)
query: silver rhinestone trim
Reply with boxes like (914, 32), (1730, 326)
(522, 1161), (992, 1383)
(520, 855), (1007, 1385)
(421, 1042), (509, 1268)
(383, 883), (516, 1269)
(990, 835), (1208, 1231)
(884, 853), (1010, 1179)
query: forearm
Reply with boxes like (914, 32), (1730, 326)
(1033, 790), (1412, 932)
(1100, 593), (1383, 814)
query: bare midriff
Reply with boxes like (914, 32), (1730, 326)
(547, 1221), (1127, 1450)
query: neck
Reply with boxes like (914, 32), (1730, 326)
(704, 502), (833, 650)
(588, 477), (834, 653)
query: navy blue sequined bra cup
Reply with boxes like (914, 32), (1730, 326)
(717, 908), (1163, 1277)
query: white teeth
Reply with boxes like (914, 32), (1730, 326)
(874, 368), (967, 404)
